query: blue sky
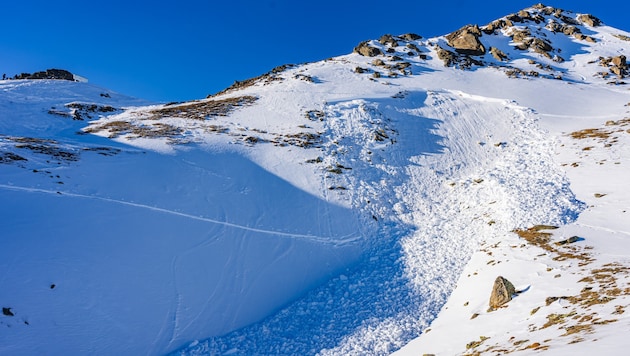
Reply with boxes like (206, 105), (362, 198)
(2, 1), (628, 102)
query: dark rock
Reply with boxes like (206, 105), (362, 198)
(14, 68), (75, 81)
(506, 13), (522, 23)
(0, 152), (28, 163)
(489, 276), (516, 309)
(2, 307), (14, 316)
(406, 43), (421, 52)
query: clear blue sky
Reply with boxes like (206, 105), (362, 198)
(2, 1), (628, 102)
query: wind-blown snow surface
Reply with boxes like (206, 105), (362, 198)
(1, 4), (630, 356)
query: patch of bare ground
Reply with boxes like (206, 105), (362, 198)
(472, 225), (630, 354)
(3, 136), (80, 162)
(514, 226), (630, 346)
(150, 96), (258, 120)
(84, 121), (184, 141)
(569, 118), (630, 148)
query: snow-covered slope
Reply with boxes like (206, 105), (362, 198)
(1, 4), (630, 355)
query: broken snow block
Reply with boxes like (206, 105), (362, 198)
(489, 276), (516, 310)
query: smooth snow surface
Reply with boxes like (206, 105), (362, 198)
(2, 4), (630, 356)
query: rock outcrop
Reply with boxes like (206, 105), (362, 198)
(14, 69), (75, 81)
(379, 34), (399, 47)
(489, 276), (516, 310)
(600, 55), (628, 78)
(399, 33), (422, 41)
(578, 13), (602, 27)
(489, 47), (508, 61)
(446, 25), (486, 56)
(354, 41), (383, 57)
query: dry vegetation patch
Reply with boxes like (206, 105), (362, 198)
(150, 96), (258, 120)
(514, 226), (630, 346)
(568, 118), (630, 152)
(5, 136), (80, 162)
(84, 121), (184, 141)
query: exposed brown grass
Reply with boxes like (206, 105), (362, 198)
(511, 223), (630, 350)
(513, 225), (593, 263)
(85, 121), (183, 140)
(150, 96), (258, 120)
(569, 118), (630, 147)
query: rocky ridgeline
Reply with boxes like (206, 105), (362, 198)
(8, 69), (77, 81)
(352, 3), (628, 83)
(353, 33), (426, 78)
(437, 4), (604, 77)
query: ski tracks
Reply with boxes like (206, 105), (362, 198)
(0, 184), (360, 246)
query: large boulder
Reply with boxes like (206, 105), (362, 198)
(446, 25), (486, 56)
(353, 41), (383, 57)
(489, 276), (516, 310)
(612, 55), (627, 68)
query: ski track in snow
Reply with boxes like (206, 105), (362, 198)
(0, 184), (361, 246)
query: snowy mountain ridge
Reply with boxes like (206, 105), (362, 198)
(1, 3), (630, 355)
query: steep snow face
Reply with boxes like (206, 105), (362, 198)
(0, 80), (364, 355)
(2, 4), (630, 356)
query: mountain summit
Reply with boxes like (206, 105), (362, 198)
(1, 4), (630, 355)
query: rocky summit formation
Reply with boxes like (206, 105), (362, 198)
(12, 69), (76, 81)
(350, 3), (625, 83)
(445, 25), (486, 56)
